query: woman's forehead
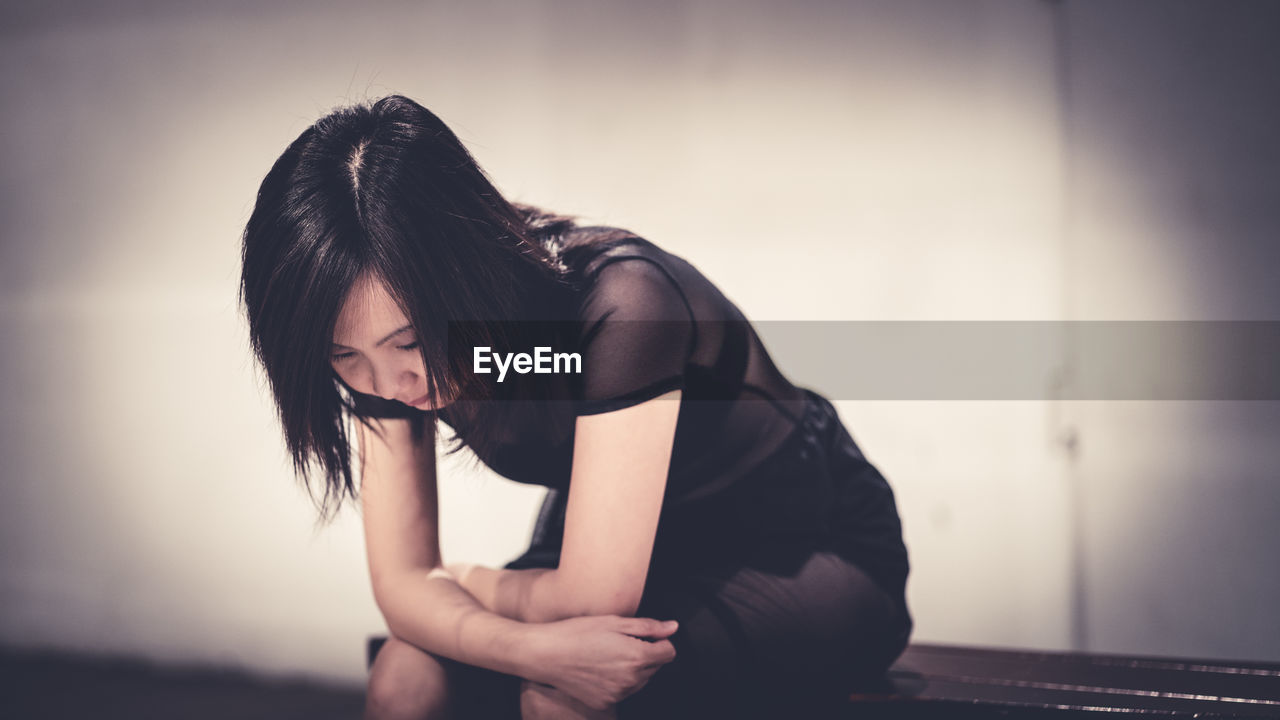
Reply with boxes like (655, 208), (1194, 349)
(332, 275), (409, 344)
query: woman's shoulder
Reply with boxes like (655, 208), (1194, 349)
(561, 225), (648, 264)
(558, 227), (684, 284)
(560, 232), (694, 320)
(550, 224), (734, 331)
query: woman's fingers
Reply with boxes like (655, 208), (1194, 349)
(616, 616), (679, 639)
(613, 617), (678, 666)
(641, 638), (677, 666)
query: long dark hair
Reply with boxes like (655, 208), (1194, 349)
(240, 95), (609, 520)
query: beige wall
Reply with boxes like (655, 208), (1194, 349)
(1, 0), (1275, 685)
(1057, 0), (1280, 659)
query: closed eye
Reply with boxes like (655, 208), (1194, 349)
(329, 341), (417, 362)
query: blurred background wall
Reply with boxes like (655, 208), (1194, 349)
(1, 0), (1276, 686)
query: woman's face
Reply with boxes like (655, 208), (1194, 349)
(330, 274), (451, 411)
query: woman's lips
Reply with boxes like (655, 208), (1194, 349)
(406, 392), (432, 408)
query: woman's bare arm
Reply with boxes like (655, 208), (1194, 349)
(358, 414), (541, 678)
(452, 390), (682, 624)
(358, 411), (677, 706)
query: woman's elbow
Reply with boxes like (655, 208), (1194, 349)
(370, 572), (417, 627)
(371, 583), (399, 626)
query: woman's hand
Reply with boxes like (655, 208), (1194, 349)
(524, 615), (679, 711)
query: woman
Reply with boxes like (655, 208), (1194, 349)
(240, 95), (912, 719)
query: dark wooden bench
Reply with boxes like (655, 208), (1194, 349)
(367, 637), (1280, 718)
(851, 642), (1280, 718)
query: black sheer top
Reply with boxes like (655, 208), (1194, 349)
(352, 227), (808, 508)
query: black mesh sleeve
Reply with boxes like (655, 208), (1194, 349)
(573, 257), (695, 416)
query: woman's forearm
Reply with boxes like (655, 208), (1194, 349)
(454, 565), (627, 624)
(452, 564), (553, 622)
(374, 567), (547, 680)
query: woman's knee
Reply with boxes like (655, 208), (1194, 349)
(365, 635), (452, 720)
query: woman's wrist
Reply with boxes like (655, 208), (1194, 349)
(444, 568), (558, 681)
(511, 621), (556, 685)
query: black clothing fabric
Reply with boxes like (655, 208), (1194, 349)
(512, 386), (913, 718)
(438, 554), (904, 720)
(504, 386), (911, 618)
(351, 228), (912, 711)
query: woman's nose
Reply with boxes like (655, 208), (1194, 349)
(371, 363), (416, 401)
